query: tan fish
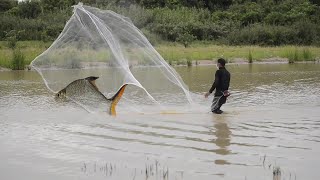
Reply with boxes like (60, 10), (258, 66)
(56, 76), (127, 116)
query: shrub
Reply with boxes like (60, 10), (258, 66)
(1, 0), (320, 46)
(11, 49), (26, 70)
(176, 30), (196, 48)
(227, 24), (305, 46)
(186, 57), (192, 67)
(0, 0), (15, 12)
(16, 1), (41, 19)
(5, 30), (18, 49)
(286, 49), (299, 63)
(293, 20), (318, 45)
(248, 50), (253, 63)
(302, 49), (314, 61)
(7, 36), (17, 49)
(141, 29), (162, 46)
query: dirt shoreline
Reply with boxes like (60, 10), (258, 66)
(1, 58), (320, 71)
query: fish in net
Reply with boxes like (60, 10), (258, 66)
(31, 3), (194, 114)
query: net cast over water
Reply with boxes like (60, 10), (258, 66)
(31, 3), (193, 113)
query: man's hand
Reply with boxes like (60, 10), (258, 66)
(204, 92), (211, 98)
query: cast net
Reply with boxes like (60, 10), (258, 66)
(31, 3), (193, 113)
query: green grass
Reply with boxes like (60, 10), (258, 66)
(1, 41), (320, 69)
(0, 41), (51, 69)
(248, 50), (253, 63)
(156, 42), (320, 63)
(286, 48), (316, 63)
(11, 49), (26, 70)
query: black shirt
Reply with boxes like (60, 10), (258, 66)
(209, 67), (230, 96)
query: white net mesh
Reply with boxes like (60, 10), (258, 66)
(31, 3), (193, 113)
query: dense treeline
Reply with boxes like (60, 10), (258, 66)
(1, 0), (320, 46)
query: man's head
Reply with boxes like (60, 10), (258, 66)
(217, 58), (226, 68)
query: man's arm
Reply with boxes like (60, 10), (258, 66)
(205, 70), (219, 98)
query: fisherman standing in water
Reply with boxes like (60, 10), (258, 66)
(205, 58), (231, 114)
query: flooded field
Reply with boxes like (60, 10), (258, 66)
(0, 63), (320, 180)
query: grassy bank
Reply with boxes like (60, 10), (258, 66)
(157, 42), (320, 64)
(0, 41), (51, 69)
(1, 41), (320, 69)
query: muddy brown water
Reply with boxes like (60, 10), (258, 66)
(0, 64), (320, 180)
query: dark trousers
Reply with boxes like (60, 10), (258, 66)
(211, 95), (227, 112)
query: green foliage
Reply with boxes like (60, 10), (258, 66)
(227, 24), (305, 46)
(141, 29), (162, 46)
(176, 59), (184, 65)
(11, 49), (26, 70)
(5, 30), (19, 49)
(41, 0), (73, 12)
(186, 58), (192, 67)
(264, 12), (287, 25)
(0, 10), (69, 41)
(310, 0), (320, 5)
(140, 0), (165, 8)
(293, 20), (319, 45)
(104, 4), (153, 28)
(302, 49), (314, 61)
(248, 50), (253, 63)
(7, 37), (16, 49)
(149, 7), (227, 43)
(286, 49), (299, 63)
(0, 0), (320, 47)
(176, 30), (196, 48)
(0, 0), (15, 12)
(1, 41), (320, 69)
(185, 55), (193, 66)
(229, 2), (264, 26)
(16, 1), (42, 19)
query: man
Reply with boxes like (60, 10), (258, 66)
(204, 58), (230, 114)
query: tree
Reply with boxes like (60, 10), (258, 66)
(41, 0), (63, 11)
(17, 1), (41, 18)
(204, 0), (232, 10)
(176, 28), (196, 47)
(0, 0), (15, 12)
(309, 0), (320, 5)
(140, 0), (166, 8)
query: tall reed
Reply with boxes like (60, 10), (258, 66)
(11, 49), (25, 70)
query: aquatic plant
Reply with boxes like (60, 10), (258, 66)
(302, 48), (314, 61)
(248, 50), (253, 63)
(186, 57), (192, 67)
(286, 49), (299, 64)
(176, 59), (187, 66)
(7, 37), (17, 50)
(11, 49), (25, 70)
(5, 30), (25, 50)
